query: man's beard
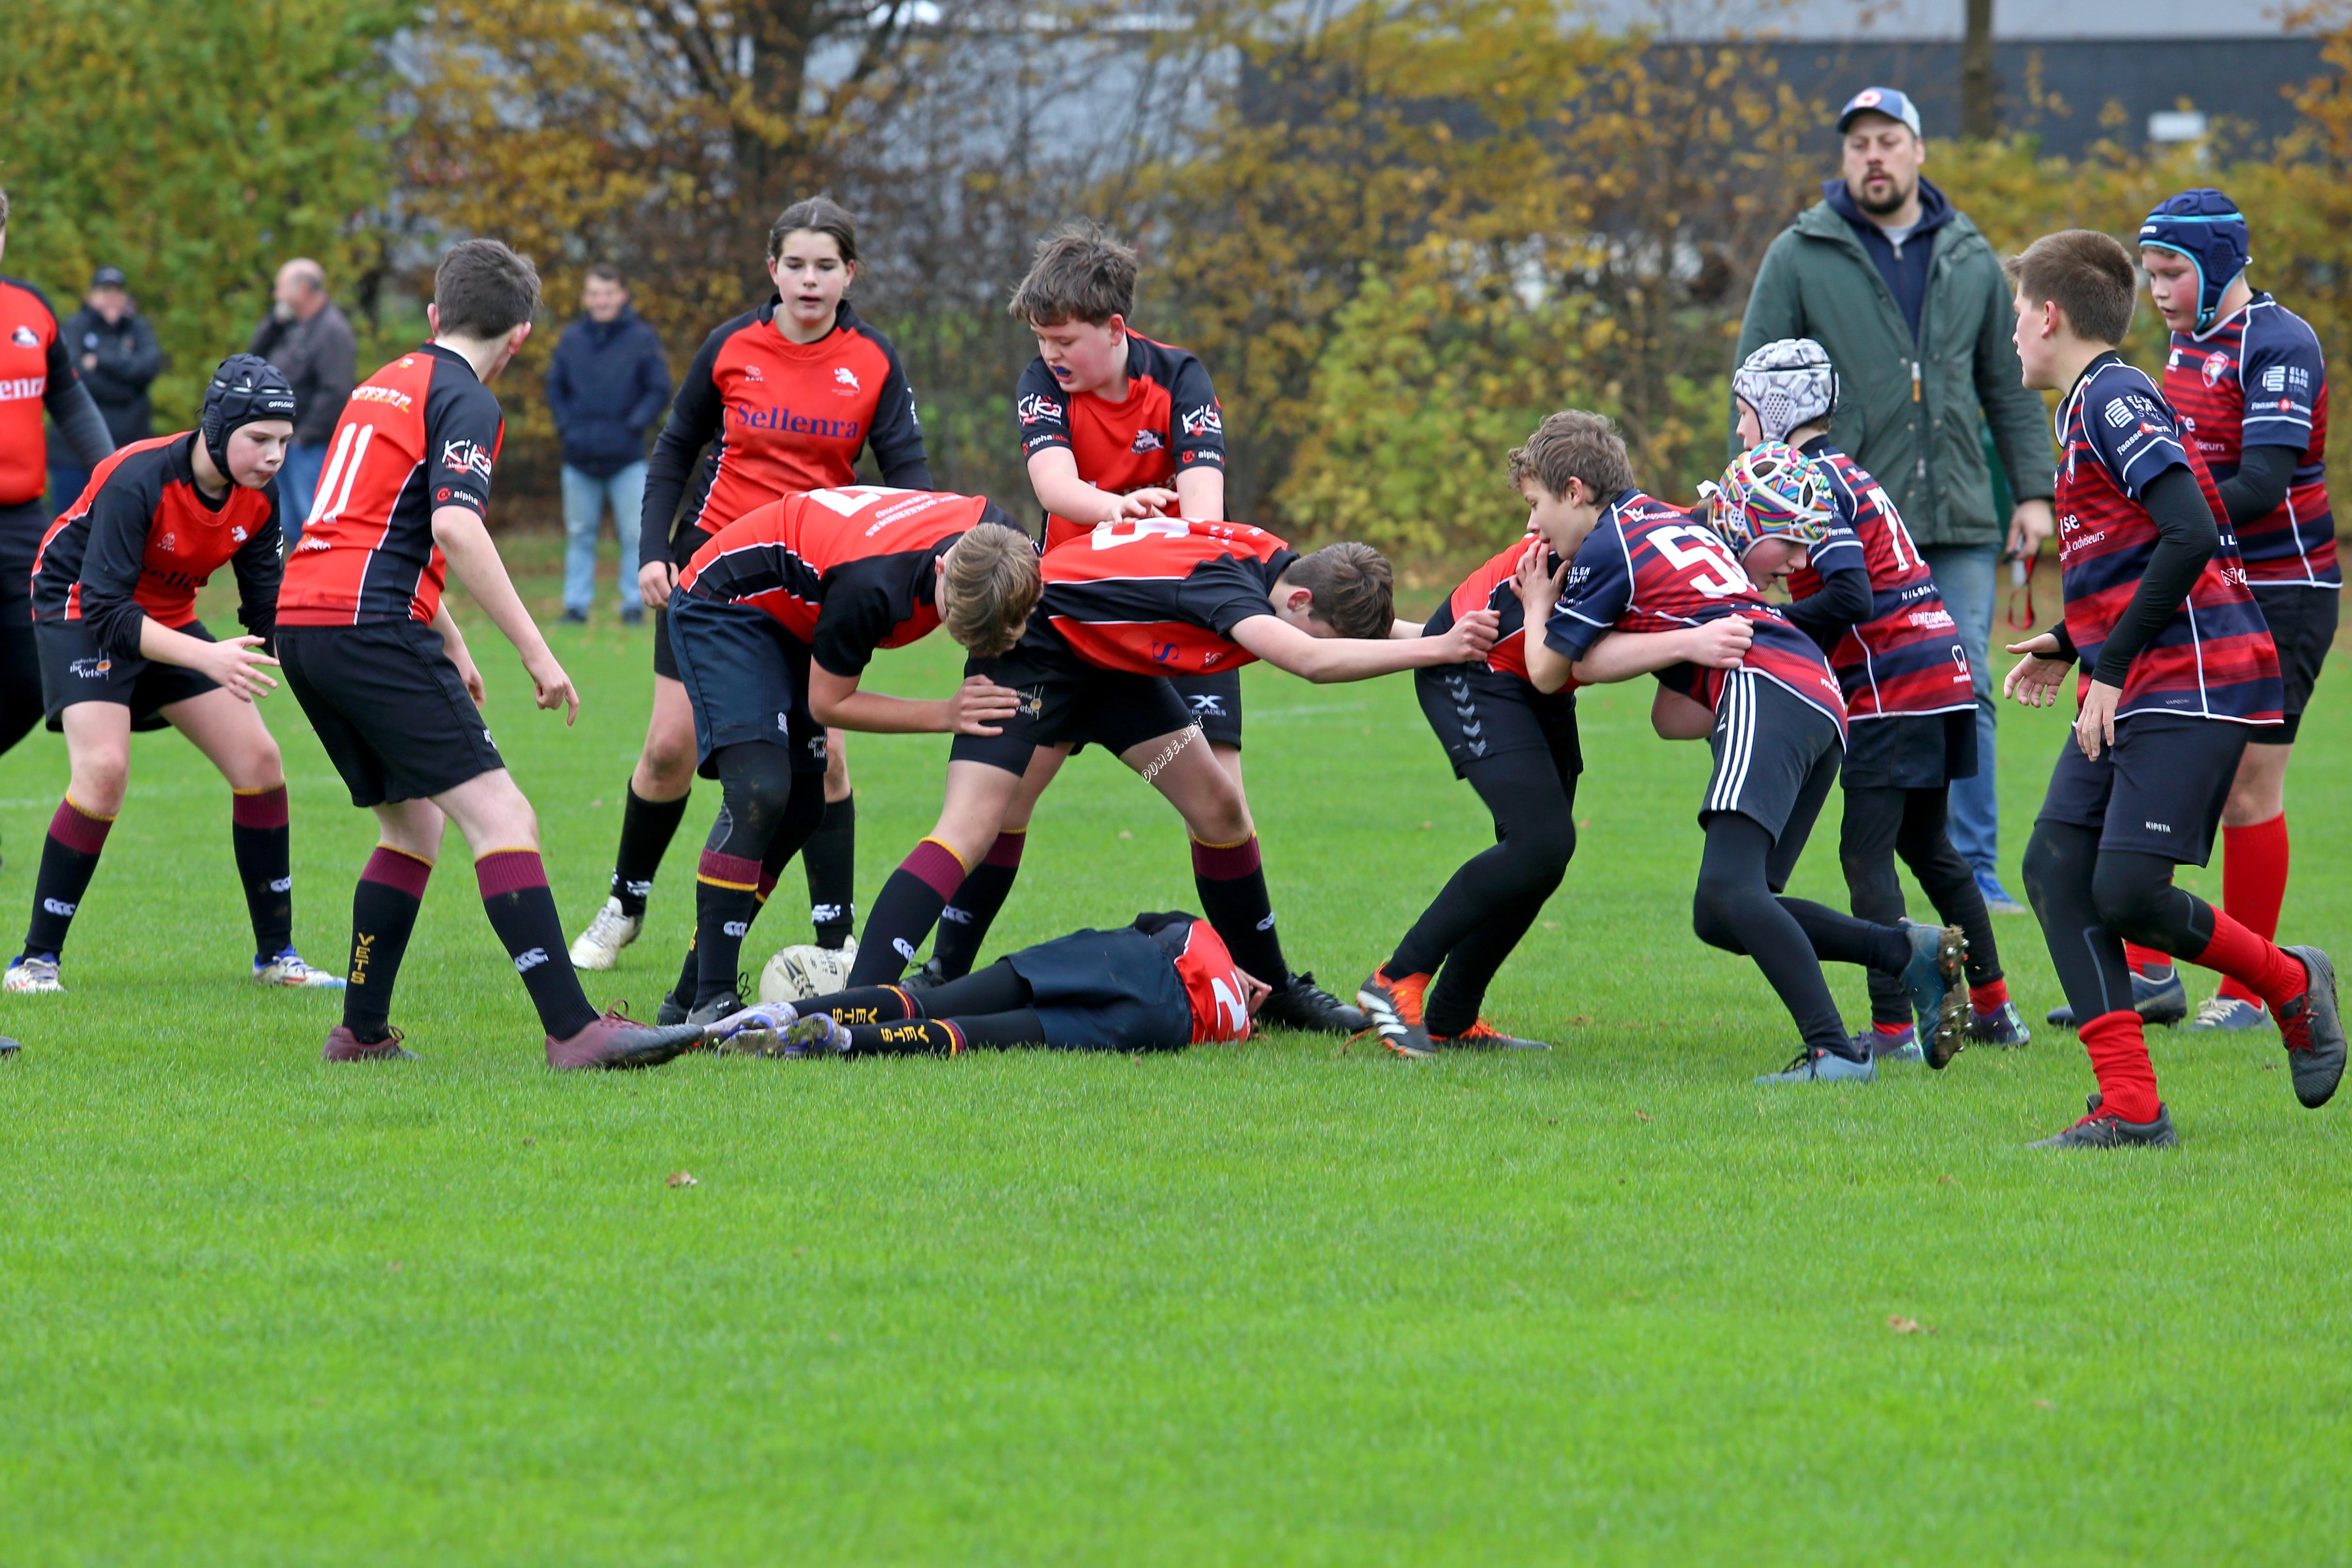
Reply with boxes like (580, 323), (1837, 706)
(1853, 172), (1916, 217)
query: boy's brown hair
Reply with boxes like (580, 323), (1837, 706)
(2003, 229), (2137, 346)
(435, 239), (540, 340)
(938, 520), (1043, 656)
(1507, 411), (1636, 503)
(1008, 225), (1138, 327)
(1284, 542), (1395, 640)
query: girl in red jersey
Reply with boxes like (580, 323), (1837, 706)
(1999, 231), (2340, 1148)
(706, 911), (1266, 1058)
(6, 356), (339, 995)
(575, 198), (935, 977)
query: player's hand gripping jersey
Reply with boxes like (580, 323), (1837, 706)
(676, 487), (1016, 674)
(2162, 292), (2339, 588)
(277, 344), (502, 626)
(1783, 445), (1973, 719)
(31, 433), (281, 654)
(1038, 518), (1294, 676)
(644, 300), (928, 562)
(1542, 491), (1847, 729)
(2056, 356), (2280, 722)
(1433, 537), (1579, 689)
(1015, 333), (1225, 549)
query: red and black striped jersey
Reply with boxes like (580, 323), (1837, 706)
(640, 299), (929, 568)
(1784, 442), (1974, 721)
(277, 344), (503, 627)
(1015, 333), (1226, 549)
(0, 275), (78, 507)
(1136, 912), (1254, 1044)
(1430, 536), (1579, 689)
(1542, 490), (1847, 732)
(2055, 354), (2279, 723)
(677, 487), (1016, 676)
(1039, 519), (1294, 677)
(31, 431), (281, 656)
(2161, 293), (2338, 588)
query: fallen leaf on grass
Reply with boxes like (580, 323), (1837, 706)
(1569, 1014), (1591, 1026)
(666, 1171), (699, 1188)
(385, 1260), (403, 1273)
(1888, 1314), (1933, 1335)
(1937, 1173), (1956, 1186)
(1633, 1108), (1653, 1122)
(2033, 1398), (2055, 1411)
(1577, 818), (1592, 829)
(588, 798), (605, 809)
(1420, 820), (1433, 830)
(1117, 830), (1133, 840)
(521, 1136), (536, 1146)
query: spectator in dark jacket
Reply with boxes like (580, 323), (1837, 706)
(546, 264), (672, 623)
(46, 266), (163, 514)
(247, 258), (357, 542)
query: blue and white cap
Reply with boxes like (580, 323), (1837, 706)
(2138, 188), (2250, 335)
(1838, 86), (1922, 138)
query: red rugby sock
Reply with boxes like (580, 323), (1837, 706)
(2190, 907), (2308, 1014)
(2122, 941), (2170, 976)
(2079, 1010), (2161, 1124)
(2216, 814), (2290, 1006)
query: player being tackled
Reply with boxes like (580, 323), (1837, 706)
(1516, 413), (1968, 1082)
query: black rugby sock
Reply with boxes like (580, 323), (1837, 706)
(611, 784), (691, 918)
(933, 829), (1025, 979)
(846, 839), (968, 986)
(1191, 834), (1290, 989)
(22, 796), (113, 959)
(802, 794), (858, 949)
(231, 785), (293, 962)
(345, 846), (431, 1041)
(476, 850), (599, 1040)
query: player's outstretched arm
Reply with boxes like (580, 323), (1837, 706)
(1226, 607), (1499, 684)
(431, 507), (577, 724)
(808, 667), (1019, 736)
(1569, 618), (1752, 687)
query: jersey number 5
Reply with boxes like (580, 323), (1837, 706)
(1090, 518), (1193, 549)
(1649, 525), (1752, 597)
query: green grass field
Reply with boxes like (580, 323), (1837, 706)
(1, 538), (2347, 1564)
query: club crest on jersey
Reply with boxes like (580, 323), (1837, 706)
(231, 526), (248, 543)
(1131, 428), (1166, 454)
(2204, 352), (2231, 387)
(10, 325), (38, 348)
(833, 367), (861, 394)
(742, 365), (765, 384)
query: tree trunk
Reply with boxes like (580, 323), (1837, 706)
(1961, 0), (1997, 141)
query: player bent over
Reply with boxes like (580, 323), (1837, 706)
(848, 519), (1501, 1033)
(643, 486), (1038, 1025)
(277, 241), (703, 1069)
(1518, 415), (1967, 1082)
(1735, 339), (2025, 1061)
(2000, 230), (2342, 1147)
(2137, 190), (2341, 1034)
(5, 356), (340, 994)
(1356, 478), (1584, 1057)
(710, 911), (1261, 1057)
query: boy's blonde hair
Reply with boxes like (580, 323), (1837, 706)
(938, 520), (1042, 657)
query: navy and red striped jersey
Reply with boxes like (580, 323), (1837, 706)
(0, 275), (79, 507)
(31, 431), (281, 657)
(1430, 536), (1579, 689)
(1039, 519), (1294, 677)
(677, 487), (1015, 676)
(2161, 293), (2338, 588)
(640, 299), (929, 569)
(1542, 490), (1847, 731)
(277, 344), (503, 627)
(2054, 354), (2280, 723)
(1784, 442), (1974, 720)
(1015, 333), (1226, 549)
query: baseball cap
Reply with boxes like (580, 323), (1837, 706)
(1838, 87), (1922, 138)
(90, 265), (127, 289)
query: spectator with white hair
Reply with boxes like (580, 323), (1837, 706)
(248, 257), (356, 539)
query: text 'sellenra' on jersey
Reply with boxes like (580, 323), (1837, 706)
(277, 344), (504, 627)
(1040, 518), (1296, 677)
(0, 275), (75, 507)
(1015, 333), (1226, 550)
(676, 487), (1007, 676)
(2161, 292), (2339, 589)
(1542, 491), (1849, 731)
(2055, 354), (2281, 723)
(1783, 443), (1975, 720)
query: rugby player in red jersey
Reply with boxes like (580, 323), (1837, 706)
(4, 356), (339, 994)
(1518, 413), (1969, 1083)
(704, 910), (1265, 1059)
(276, 240), (702, 1069)
(845, 520), (1501, 1034)
(637, 486), (1036, 1025)
(1734, 339), (2025, 1061)
(576, 198), (935, 978)
(0, 187), (118, 775)
(928, 229), (1234, 989)
(1999, 229), (2341, 1146)
(2133, 190), (2340, 1035)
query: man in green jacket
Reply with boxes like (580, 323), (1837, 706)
(1736, 86), (2057, 915)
